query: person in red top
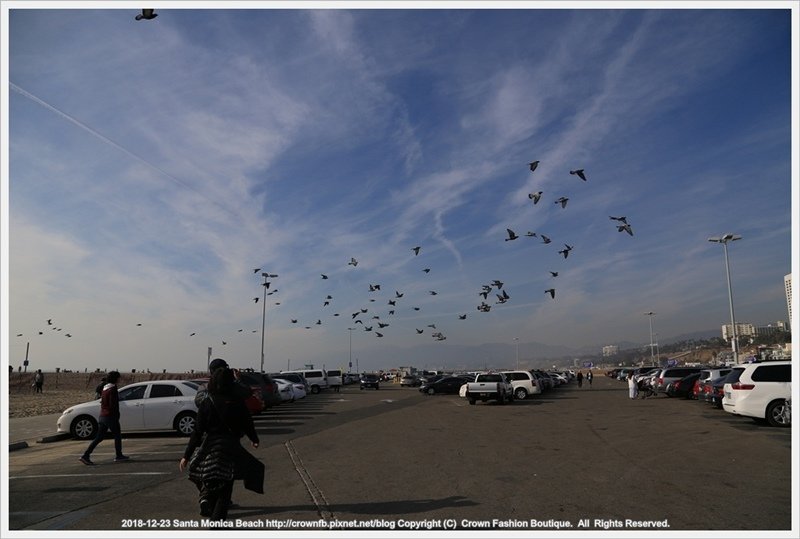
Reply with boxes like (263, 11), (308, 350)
(79, 371), (129, 465)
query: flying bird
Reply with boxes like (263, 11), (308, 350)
(505, 228), (519, 241)
(291, 319), (298, 323)
(617, 223), (634, 236)
(413, 307), (421, 311)
(253, 297), (259, 303)
(545, 288), (556, 299)
(47, 319), (52, 325)
(528, 160), (540, 173)
(378, 322), (389, 328)
(558, 247), (571, 259)
(492, 280), (504, 289)
(555, 197), (569, 208)
(395, 291), (404, 298)
(321, 274), (328, 279)
(348, 257), (358, 267)
(609, 216), (628, 224)
(458, 314), (467, 320)
(549, 271), (559, 277)
(429, 291), (438, 295)
(135, 9), (158, 21)
(570, 169), (587, 181)
(222, 340), (227, 345)
(388, 300), (396, 306)
(375, 332), (384, 338)
(427, 324), (437, 329)
(528, 192), (543, 204)
(190, 332), (196, 336)
(136, 323), (143, 327)
(525, 231), (537, 237)
(422, 268), (431, 273)
(541, 234), (552, 244)
(253, 268), (261, 274)
(412, 246), (421, 256)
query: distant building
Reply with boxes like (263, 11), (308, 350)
(755, 321), (789, 336)
(785, 274), (792, 324)
(602, 345), (619, 357)
(721, 323), (755, 342)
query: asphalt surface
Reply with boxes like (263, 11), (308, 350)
(4, 377), (795, 534)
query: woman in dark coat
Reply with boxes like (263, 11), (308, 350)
(179, 366), (261, 520)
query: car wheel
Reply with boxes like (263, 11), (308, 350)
(311, 386), (320, 394)
(174, 411), (197, 436)
(427, 387), (435, 395)
(514, 387), (528, 400)
(71, 415), (97, 440)
(468, 398), (476, 405)
(766, 400), (791, 428)
(375, 385), (380, 390)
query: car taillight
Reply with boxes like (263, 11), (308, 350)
(657, 378), (663, 385)
(731, 382), (755, 390)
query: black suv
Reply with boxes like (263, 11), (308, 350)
(360, 373), (380, 390)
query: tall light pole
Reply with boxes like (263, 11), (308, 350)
(259, 272), (278, 373)
(514, 337), (519, 370)
(644, 312), (656, 365)
(709, 234), (742, 365)
(348, 327), (356, 373)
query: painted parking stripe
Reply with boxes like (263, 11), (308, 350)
(10, 472), (171, 479)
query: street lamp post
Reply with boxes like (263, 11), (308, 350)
(708, 234), (742, 365)
(644, 312), (656, 366)
(348, 328), (356, 373)
(514, 337), (519, 370)
(259, 272), (278, 373)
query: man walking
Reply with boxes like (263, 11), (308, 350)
(80, 371), (129, 465)
(33, 369), (44, 393)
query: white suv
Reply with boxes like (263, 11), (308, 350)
(722, 361), (791, 427)
(501, 371), (541, 400)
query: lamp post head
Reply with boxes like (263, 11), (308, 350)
(708, 234), (741, 244)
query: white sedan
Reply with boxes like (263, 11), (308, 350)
(274, 377), (307, 400)
(57, 380), (200, 440)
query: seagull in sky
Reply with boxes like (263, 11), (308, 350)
(528, 192), (543, 204)
(505, 228), (519, 241)
(412, 246), (421, 256)
(135, 9), (158, 21)
(545, 288), (556, 299)
(555, 197), (569, 208)
(570, 169), (587, 181)
(617, 223), (634, 236)
(528, 160), (540, 173)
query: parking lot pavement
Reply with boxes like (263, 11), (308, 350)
(6, 378), (794, 532)
(8, 413), (68, 450)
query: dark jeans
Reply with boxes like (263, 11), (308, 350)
(200, 480), (234, 520)
(83, 416), (123, 458)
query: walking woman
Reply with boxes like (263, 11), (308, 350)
(180, 365), (262, 520)
(80, 371), (128, 464)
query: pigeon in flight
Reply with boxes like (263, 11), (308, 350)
(525, 231), (537, 237)
(422, 268), (431, 273)
(570, 169), (587, 181)
(135, 9), (158, 21)
(291, 319), (298, 323)
(496, 290), (510, 304)
(47, 319), (52, 325)
(348, 257), (358, 267)
(541, 234), (552, 244)
(458, 314), (467, 320)
(253, 297), (259, 303)
(375, 332), (384, 338)
(321, 274), (328, 279)
(492, 280), (504, 289)
(388, 300), (396, 306)
(427, 324), (437, 329)
(429, 291), (438, 295)
(413, 307), (421, 311)
(412, 246), (421, 256)
(528, 160), (540, 173)
(190, 333), (196, 336)
(253, 268), (261, 274)
(378, 322), (390, 328)
(549, 271), (559, 277)
(395, 291), (404, 298)
(505, 228), (519, 241)
(545, 288), (556, 299)
(528, 192), (543, 204)
(617, 223), (634, 236)
(558, 246), (572, 259)
(136, 323), (143, 327)
(609, 216), (628, 224)
(555, 197), (569, 209)
(222, 340), (227, 345)
(416, 329), (424, 334)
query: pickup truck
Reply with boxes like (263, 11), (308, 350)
(465, 373), (514, 405)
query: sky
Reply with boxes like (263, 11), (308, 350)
(1, 2), (797, 375)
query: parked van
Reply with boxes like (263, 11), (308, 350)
(654, 366), (702, 393)
(326, 369), (343, 391)
(281, 369), (328, 394)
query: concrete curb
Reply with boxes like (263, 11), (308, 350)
(9, 441), (29, 452)
(38, 433), (71, 444)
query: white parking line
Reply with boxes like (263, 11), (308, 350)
(10, 472), (171, 479)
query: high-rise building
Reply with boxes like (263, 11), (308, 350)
(785, 274), (792, 324)
(722, 323), (755, 342)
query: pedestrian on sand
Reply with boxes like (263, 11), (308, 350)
(80, 371), (129, 465)
(627, 371), (638, 400)
(180, 365), (263, 520)
(586, 371), (593, 387)
(576, 371), (583, 388)
(34, 369), (44, 393)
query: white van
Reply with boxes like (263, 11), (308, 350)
(326, 369), (343, 391)
(281, 369), (328, 394)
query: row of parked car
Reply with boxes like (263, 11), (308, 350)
(56, 367), (344, 441)
(609, 361), (792, 428)
(405, 369), (575, 400)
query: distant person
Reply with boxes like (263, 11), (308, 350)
(80, 371), (129, 465)
(33, 369), (44, 393)
(627, 372), (638, 400)
(576, 371), (583, 388)
(180, 365), (262, 520)
(586, 371), (593, 387)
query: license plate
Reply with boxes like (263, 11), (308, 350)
(479, 393), (489, 397)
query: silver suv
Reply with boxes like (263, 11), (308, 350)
(654, 367), (702, 393)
